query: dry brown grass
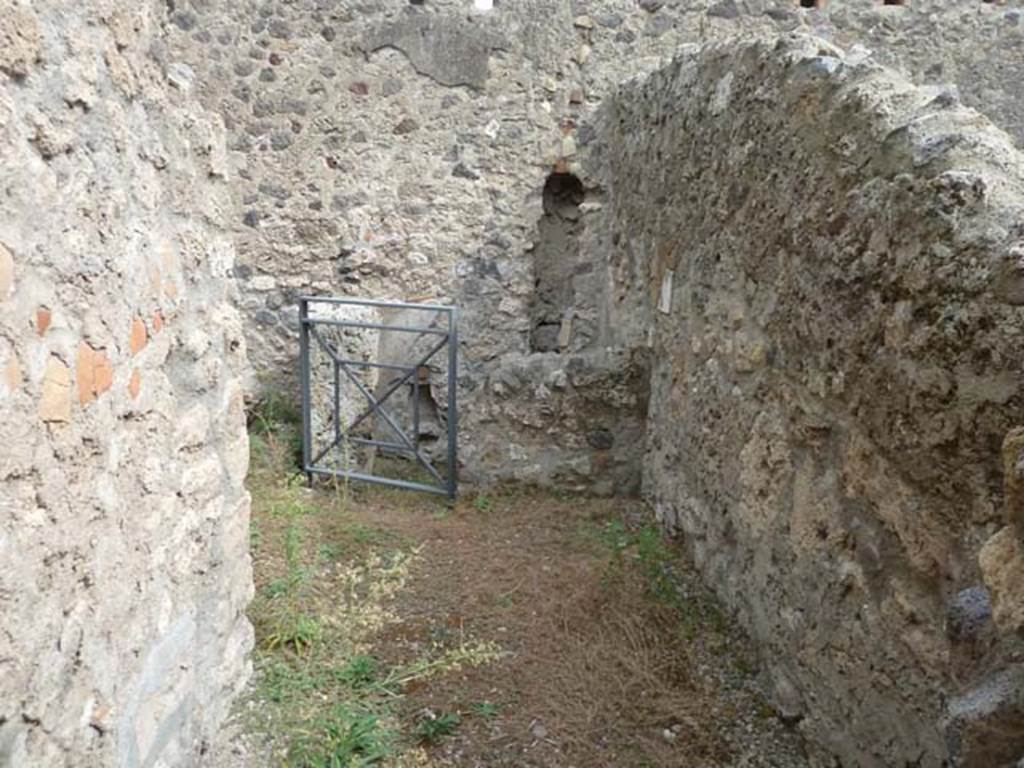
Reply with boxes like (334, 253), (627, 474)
(239, 418), (803, 767)
(359, 489), (741, 768)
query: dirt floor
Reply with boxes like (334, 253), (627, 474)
(208, 416), (808, 767)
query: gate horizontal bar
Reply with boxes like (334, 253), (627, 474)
(301, 295), (455, 313)
(346, 436), (414, 452)
(335, 358), (416, 373)
(306, 466), (449, 496)
(303, 317), (448, 335)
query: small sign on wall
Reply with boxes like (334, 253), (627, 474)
(658, 269), (674, 315)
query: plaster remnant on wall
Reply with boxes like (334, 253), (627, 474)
(362, 15), (508, 89)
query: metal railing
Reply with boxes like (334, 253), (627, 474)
(299, 296), (458, 499)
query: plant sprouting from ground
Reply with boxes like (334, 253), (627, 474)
(287, 705), (396, 767)
(470, 701), (499, 719)
(249, 390), (304, 471)
(336, 654), (378, 689)
(264, 613), (324, 655)
(413, 712), (461, 745)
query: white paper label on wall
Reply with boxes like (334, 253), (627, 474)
(658, 269), (674, 314)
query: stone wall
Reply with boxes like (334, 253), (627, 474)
(0, 1), (252, 765)
(165, 0), (1024, 490)
(590, 35), (1024, 766)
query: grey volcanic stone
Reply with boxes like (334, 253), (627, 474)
(947, 587), (993, 642)
(708, 1), (740, 19)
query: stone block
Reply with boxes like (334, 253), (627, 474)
(38, 356), (71, 422)
(1004, 427), (1024, 532)
(946, 587), (993, 643)
(979, 528), (1024, 635)
(0, 6), (41, 77)
(946, 666), (1024, 767)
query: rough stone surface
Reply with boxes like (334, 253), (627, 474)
(947, 587), (993, 644)
(166, 0), (1024, 493)
(1004, 426), (1024, 533)
(980, 528), (1024, 636)
(0, 1), (252, 765)
(2, 2), (1018, 767)
(947, 666), (1024, 768)
(589, 35), (1024, 766)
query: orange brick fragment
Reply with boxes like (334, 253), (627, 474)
(152, 311), (164, 333)
(36, 307), (51, 336)
(76, 343), (96, 405)
(129, 317), (147, 356)
(4, 356), (20, 392)
(77, 342), (115, 405)
(93, 351), (113, 396)
(128, 369), (141, 399)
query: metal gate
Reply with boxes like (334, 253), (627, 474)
(299, 296), (458, 498)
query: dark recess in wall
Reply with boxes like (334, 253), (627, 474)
(530, 172), (584, 353)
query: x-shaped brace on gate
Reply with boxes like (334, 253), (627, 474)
(309, 325), (448, 486)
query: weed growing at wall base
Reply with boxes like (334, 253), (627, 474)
(599, 519), (728, 640)
(240, 404), (504, 765)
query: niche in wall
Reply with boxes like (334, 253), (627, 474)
(530, 172), (585, 352)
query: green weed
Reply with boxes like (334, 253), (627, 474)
(413, 711), (461, 744)
(600, 521), (676, 602)
(264, 613), (323, 655)
(597, 518), (735, 644)
(288, 705), (395, 767)
(249, 391), (304, 470)
(244, 413), (505, 764)
(258, 658), (321, 704)
(263, 578), (291, 599)
(471, 701), (499, 719)
(318, 543), (342, 563)
(335, 655), (378, 689)
(272, 495), (318, 519)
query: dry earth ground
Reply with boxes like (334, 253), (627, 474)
(208, 411), (808, 767)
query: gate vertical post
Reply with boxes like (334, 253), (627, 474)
(333, 358), (341, 470)
(446, 307), (458, 500)
(299, 297), (313, 486)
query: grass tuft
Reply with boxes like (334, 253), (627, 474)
(413, 712), (461, 745)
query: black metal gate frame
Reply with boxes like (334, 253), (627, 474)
(299, 296), (458, 499)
